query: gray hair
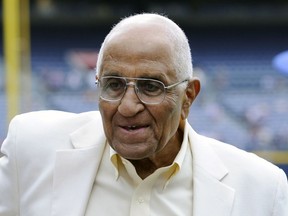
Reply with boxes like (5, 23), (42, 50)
(96, 13), (193, 80)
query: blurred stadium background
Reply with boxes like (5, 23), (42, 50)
(0, 0), (288, 173)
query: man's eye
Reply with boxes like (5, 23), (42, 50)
(104, 79), (124, 91)
(139, 81), (163, 96)
(145, 83), (160, 91)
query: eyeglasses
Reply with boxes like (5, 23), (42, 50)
(96, 76), (188, 105)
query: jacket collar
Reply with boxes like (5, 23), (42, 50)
(187, 123), (235, 216)
(52, 116), (107, 216)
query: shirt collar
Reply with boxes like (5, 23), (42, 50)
(110, 149), (121, 180)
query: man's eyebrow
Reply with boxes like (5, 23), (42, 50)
(101, 70), (169, 83)
(101, 71), (121, 76)
(139, 73), (168, 82)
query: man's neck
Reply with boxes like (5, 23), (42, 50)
(129, 129), (183, 179)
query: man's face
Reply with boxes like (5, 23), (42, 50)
(98, 24), (188, 160)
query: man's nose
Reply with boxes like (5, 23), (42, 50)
(117, 86), (144, 117)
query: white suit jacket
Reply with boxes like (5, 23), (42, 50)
(0, 110), (287, 216)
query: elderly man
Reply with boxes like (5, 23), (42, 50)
(0, 13), (287, 216)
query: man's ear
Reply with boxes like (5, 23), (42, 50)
(181, 78), (201, 120)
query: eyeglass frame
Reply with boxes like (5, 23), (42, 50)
(95, 76), (189, 105)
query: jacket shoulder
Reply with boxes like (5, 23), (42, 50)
(202, 135), (286, 183)
(5, 110), (102, 150)
(10, 110), (101, 131)
(12, 110), (101, 123)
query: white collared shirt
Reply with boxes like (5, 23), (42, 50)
(85, 123), (193, 216)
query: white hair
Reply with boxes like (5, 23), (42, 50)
(96, 13), (193, 80)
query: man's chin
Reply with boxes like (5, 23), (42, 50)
(112, 143), (154, 160)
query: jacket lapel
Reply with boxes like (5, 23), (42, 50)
(51, 119), (106, 216)
(188, 124), (235, 216)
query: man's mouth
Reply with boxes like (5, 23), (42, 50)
(121, 125), (148, 131)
